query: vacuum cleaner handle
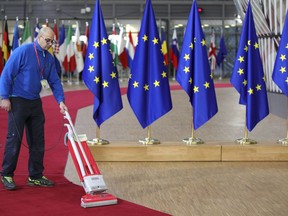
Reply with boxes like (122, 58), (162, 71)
(64, 124), (87, 177)
(63, 111), (94, 175)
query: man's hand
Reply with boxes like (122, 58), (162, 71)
(1, 99), (11, 112)
(59, 101), (68, 114)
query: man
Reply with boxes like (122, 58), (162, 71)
(0, 26), (67, 190)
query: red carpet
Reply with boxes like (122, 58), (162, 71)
(0, 88), (170, 216)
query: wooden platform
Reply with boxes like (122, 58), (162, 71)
(72, 86), (287, 163)
(88, 141), (288, 162)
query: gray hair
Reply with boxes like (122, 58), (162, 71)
(38, 26), (54, 37)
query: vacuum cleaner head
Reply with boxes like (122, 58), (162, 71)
(81, 193), (118, 208)
(82, 174), (108, 194)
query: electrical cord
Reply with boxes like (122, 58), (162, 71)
(10, 110), (66, 152)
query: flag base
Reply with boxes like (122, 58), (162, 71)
(139, 138), (160, 145)
(235, 138), (257, 145)
(87, 138), (110, 145)
(182, 137), (204, 145)
(277, 137), (288, 145)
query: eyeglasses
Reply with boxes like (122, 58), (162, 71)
(41, 36), (56, 45)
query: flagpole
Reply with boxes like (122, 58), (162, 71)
(182, 108), (204, 145)
(75, 72), (80, 85)
(89, 126), (109, 145)
(68, 64), (73, 85)
(172, 68), (176, 80)
(60, 20), (64, 85)
(277, 110), (288, 145)
(219, 62), (224, 80)
(139, 126), (160, 145)
(235, 113), (257, 145)
(67, 21), (73, 85)
(61, 67), (64, 85)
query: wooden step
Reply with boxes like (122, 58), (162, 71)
(87, 141), (288, 162)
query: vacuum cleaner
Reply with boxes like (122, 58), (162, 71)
(63, 111), (117, 208)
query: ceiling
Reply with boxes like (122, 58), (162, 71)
(0, 0), (237, 32)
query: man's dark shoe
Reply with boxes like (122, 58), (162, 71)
(27, 176), (54, 187)
(1, 176), (16, 190)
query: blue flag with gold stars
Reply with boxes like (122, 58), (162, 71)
(176, 0), (218, 130)
(82, 0), (123, 127)
(216, 36), (227, 66)
(230, 1), (269, 132)
(127, 0), (172, 129)
(272, 11), (288, 97)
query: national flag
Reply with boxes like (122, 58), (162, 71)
(125, 31), (135, 68)
(12, 19), (20, 51)
(169, 28), (179, 70)
(2, 18), (10, 63)
(176, 0), (218, 130)
(74, 21), (84, 73)
(216, 35), (227, 66)
(230, 1), (269, 131)
(0, 33), (3, 75)
(82, 0), (123, 127)
(63, 24), (76, 73)
(127, 0), (172, 128)
(53, 21), (59, 41)
(22, 19), (32, 45)
(109, 23), (119, 66)
(161, 30), (168, 66)
(52, 21), (61, 75)
(58, 23), (67, 65)
(82, 22), (89, 59)
(272, 11), (288, 96)
(53, 20), (60, 55)
(208, 29), (217, 71)
(118, 27), (128, 69)
(34, 18), (40, 40)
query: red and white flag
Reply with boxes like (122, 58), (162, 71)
(208, 29), (217, 71)
(53, 21), (60, 56)
(118, 26), (128, 69)
(63, 24), (76, 73)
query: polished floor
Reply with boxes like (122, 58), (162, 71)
(60, 78), (288, 216)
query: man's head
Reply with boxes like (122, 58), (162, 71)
(37, 26), (55, 50)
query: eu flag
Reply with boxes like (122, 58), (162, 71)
(176, 0), (218, 130)
(216, 36), (227, 66)
(272, 11), (288, 97)
(127, 0), (172, 129)
(82, 0), (123, 127)
(230, 1), (269, 131)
